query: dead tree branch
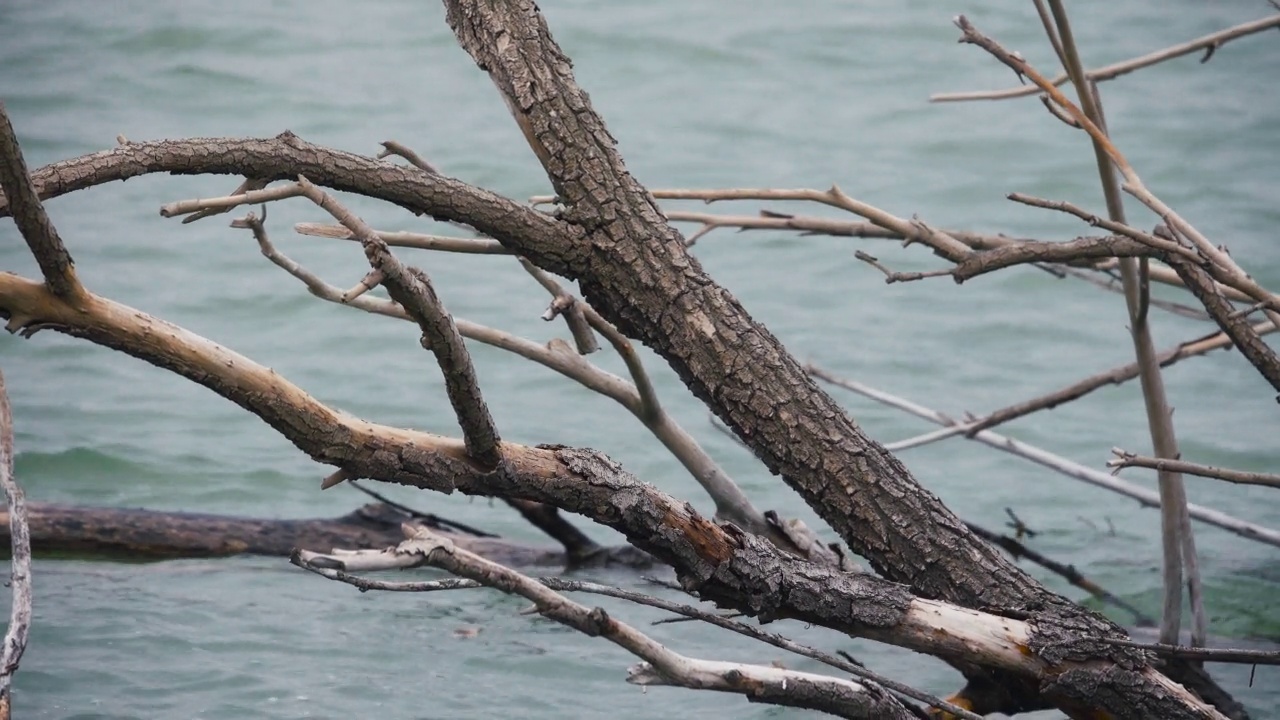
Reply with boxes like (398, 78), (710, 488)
(295, 176), (502, 468)
(1099, 639), (1280, 667)
(966, 521), (1155, 627)
(956, 15), (1280, 395)
(947, 320), (1276, 437)
(226, 212), (791, 549)
(291, 556), (981, 720)
(294, 223), (509, 254)
(350, 527), (917, 719)
(0, 369), (31, 720)
(1109, 450), (1280, 490)
(807, 364), (1280, 548)
(933, 13), (1280, 102)
(1039, 0), (1201, 648)
(0, 103), (81, 298)
(295, 523), (1218, 718)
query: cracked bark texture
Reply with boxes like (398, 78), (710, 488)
(0, 266), (1221, 717)
(440, 0), (1089, 616)
(0, 4), (1241, 713)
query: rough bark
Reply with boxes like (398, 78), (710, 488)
(0, 273), (1224, 716)
(0, 501), (649, 567)
(0, 4), (1242, 713)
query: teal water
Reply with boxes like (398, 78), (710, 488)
(1, 1), (1278, 717)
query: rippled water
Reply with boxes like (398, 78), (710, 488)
(1, 0), (1278, 717)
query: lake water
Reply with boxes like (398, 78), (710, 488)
(1, 1), (1277, 717)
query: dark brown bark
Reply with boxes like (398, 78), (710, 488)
(0, 501), (645, 568)
(0, 276), (1222, 716)
(1166, 253), (1280, 397)
(0, 103), (79, 297)
(0, 6), (1240, 712)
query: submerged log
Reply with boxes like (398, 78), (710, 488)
(0, 502), (653, 568)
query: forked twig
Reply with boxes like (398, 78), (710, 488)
(933, 14), (1280, 102)
(807, 364), (1280, 548)
(291, 552), (981, 720)
(1109, 449), (1280, 490)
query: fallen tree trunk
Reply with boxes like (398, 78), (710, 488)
(0, 502), (651, 568)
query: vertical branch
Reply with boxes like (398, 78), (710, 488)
(0, 369), (32, 720)
(0, 103), (82, 298)
(1044, 0), (1204, 647)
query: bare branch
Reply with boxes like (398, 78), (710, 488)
(1109, 449), (1280, 490)
(0, 133), (581, 277)
(589, 187), (975, 262)
(161, 178), (285, 220)
(932, 13), (1280, 102)
(966, 521), (1154, 626)
(0, 369), (31, 720)
(853, 250), (952, 284)
(291, 556), (981, 719)
(294, 175), (503, 468)
(294, 223), (510, 254)
(295, 523), (1219, 718)
(375, 527), (917, 719)
(0, 102), (81, 298)
(377, 140), (439, 174)
(807, 364), (1280, 549)
(518, 258), (599, 355)
(952, 320), (1276, 437)
(1052, 264), (1210, 321)
(1099, 638), (1280, 667)
(949, 234), (1163, 283)
(1041, 0), (1201, 647)
(231, 214), (789, 548)
(1005, 194), (1201, 262)
(666, 208), (1252, 305)
(958, 15), (1280, 395)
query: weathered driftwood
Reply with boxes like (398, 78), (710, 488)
(0, 502), (652, 568)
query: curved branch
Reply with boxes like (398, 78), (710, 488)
(0, 271), (1227, 717)
(0, 132), (586, 277)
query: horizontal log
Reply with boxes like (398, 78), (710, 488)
(0, 502), (652, 568)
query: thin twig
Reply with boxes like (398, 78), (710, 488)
(966, 521), (1154, 626)
(518, 258), (599, 355)
(1109, 450), (1280, 490)
(346, 479), (501, 537)
(295, 223), (510, 254)
(0, 369), (32, 720)
(160, 183), (303, 219)
(668, 208), (1248, 306)
(355, 527), (914, 718)
(538, 188), (975, 262)
(806, 364), (1280, 548)
(932, 14), (1280, 102)
(1098, 638), (1280, 666)
(1052, 264), (1210, 321)
(377, 140), (439, 174)
(292, 552), (981, 720)
(886, 320), (1275, 442)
